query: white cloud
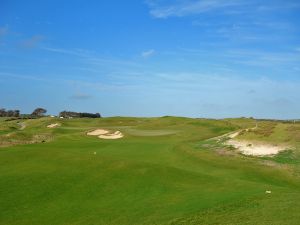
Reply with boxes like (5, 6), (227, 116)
(141, 49), (155, 58)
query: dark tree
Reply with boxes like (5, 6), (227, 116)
(59, 111), (101, 118)
(6, 110), (14, 117)
(14, 110), (20, 117)
(31, 108), (47, 117)
(0, 108), (6, 117)
(0, 108), (20, 117)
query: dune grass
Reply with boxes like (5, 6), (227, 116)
(0, 117), (300, 224)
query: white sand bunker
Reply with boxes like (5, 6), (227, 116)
(87, 129), (109, 136)
(87, 129), (123, 139)
(227, 139), (286, 156)
(47, 123), (60, 128)
(99, 131), (123, 139)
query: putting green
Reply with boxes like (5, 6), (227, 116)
(124, 128), (178, 136)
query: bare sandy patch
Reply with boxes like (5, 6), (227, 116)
(18, 122), (26, 130)
(227, 131), (240, 139)
(208, 130), (242, 142)
(87, 129), (109, 136)
(47, 123), (60, 128)
(226, 139), (287, 156)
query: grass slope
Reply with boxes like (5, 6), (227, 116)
(0, 117), (299, 225)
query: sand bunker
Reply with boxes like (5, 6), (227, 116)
(87, 129), (124, 139)
(99, 131), (124, 139)
(87, 129), (109, 136)
(47, 123), (60, 128)
(223, 128), (287, 156)
(226, 139), (286, 156)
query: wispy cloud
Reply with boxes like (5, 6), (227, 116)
(69, 93), (92, 100)
(0, 71), (134, 92)
(85, 56), (141, 68)
(0, 72), (50, 82)
(166, 47), (300, 70)
(41, 46), (141, 68)
(225, 49), (300, 67)
(147, 0), (300, 18)
(147, 0), (244, 18)
(41, 47), (93, 57)
(141, 49), (155, 58)
(257, 2), (300, 12)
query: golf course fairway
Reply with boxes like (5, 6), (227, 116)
(1, 117), (300, 225)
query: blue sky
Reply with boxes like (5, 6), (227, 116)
(1, 0), (300, 118)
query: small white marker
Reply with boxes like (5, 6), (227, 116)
(265, 190), (271, 194)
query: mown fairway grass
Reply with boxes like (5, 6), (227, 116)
(0, 117), (300, 225)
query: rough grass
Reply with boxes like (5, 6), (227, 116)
(0, 117), (300, 225)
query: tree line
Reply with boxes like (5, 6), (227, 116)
(59, 111), (101, 118)
(0, 108), (20, 117)
(0, 107), (47, 118)
(0, 108), (101, 118)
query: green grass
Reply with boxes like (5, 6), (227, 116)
(0, 117), (300, 225)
